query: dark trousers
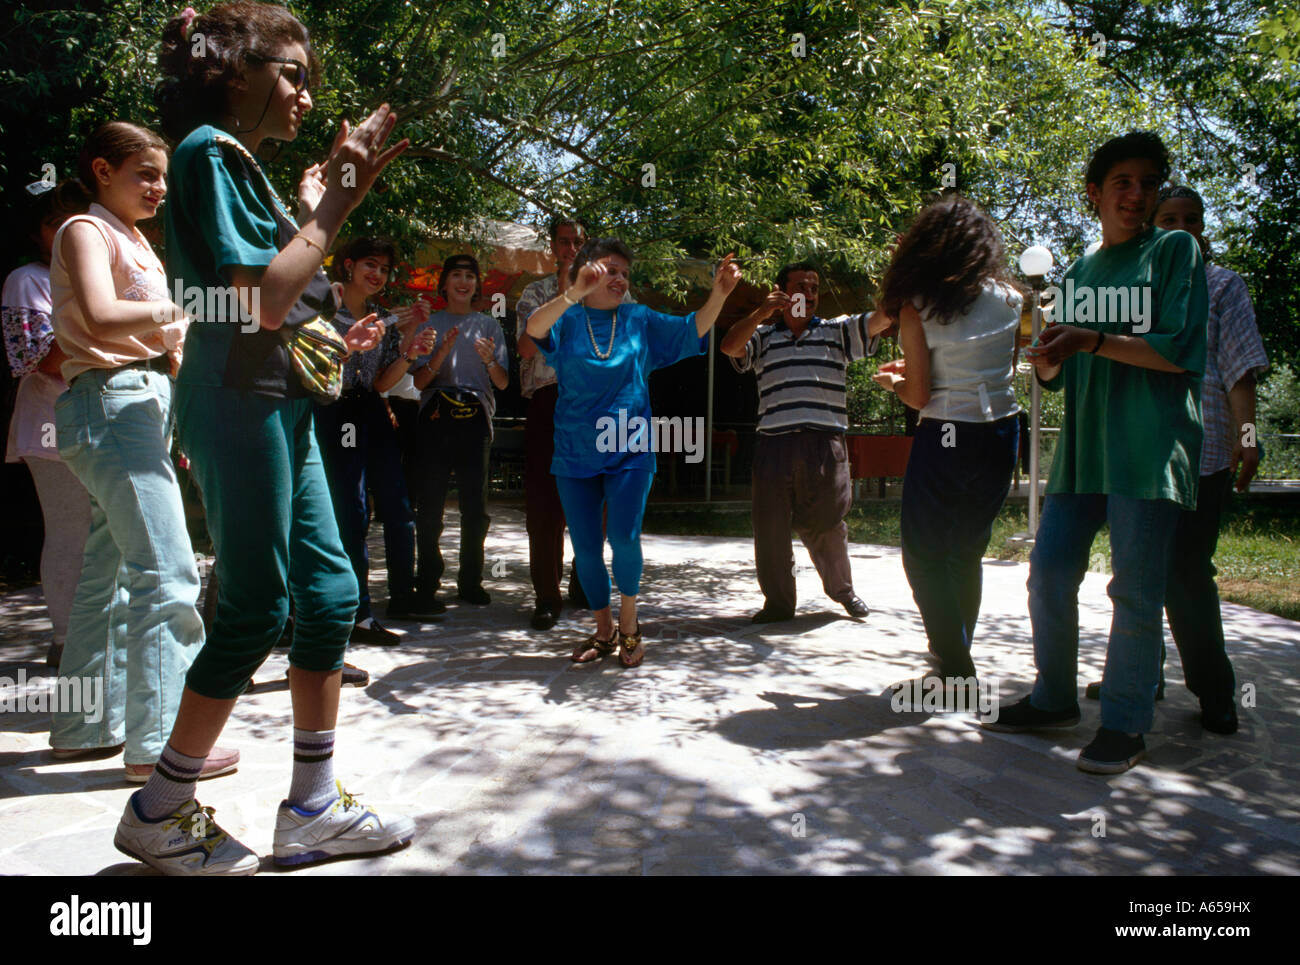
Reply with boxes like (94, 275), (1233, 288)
(415, 395), (490, 596)
(751, 429), (854, 612)
(524, 384), (570, 607)
(388, 396), (421, 510)
(1165, 468), (1236, 702)
(900, 414), (1019, 677)
(314, 392), (417, 621)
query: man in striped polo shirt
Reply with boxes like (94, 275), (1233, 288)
(722, 262), (891, 623)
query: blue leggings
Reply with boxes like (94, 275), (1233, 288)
(555, 470), (655, 611)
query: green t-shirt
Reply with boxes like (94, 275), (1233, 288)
(166, 124), (303, 397)
(1041, 227), (1207, 509)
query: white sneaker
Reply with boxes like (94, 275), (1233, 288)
(272, 780), (415, 867)
(114, 796), (259, 876)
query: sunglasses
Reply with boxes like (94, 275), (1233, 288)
(249, 54), (310, 94)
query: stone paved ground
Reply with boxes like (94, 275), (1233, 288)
(2, 506), (1297, 875)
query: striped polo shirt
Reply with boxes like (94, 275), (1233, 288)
(731, 313), (881, 434)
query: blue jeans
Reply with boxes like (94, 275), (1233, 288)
(555, 470), (655, 612)
(314, 393), (417, 619)
(51, 367), (202, 764)
(901, 414), (1018, 677)
(1028, 492), (1182, 733)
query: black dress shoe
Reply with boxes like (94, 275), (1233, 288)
(349, 620), (401, 645)
(838, 594), (870, 618)
(1200, 695), (1239, 735)
(752, 606), (795, 624)
(458, 585), (491, 605)
(388, 594), (446, 619)
(530, 601), (561, 631)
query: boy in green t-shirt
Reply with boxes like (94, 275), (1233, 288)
(983, 132), (1208, 774)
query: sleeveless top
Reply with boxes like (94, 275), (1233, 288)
(49, 202), (184, 384)
(916, 279), (1022, 423)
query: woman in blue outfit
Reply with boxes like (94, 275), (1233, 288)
(525, 238), (741, 667)
(871, 197), (1024, 695)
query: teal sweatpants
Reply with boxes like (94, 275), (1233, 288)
(176, 384), (358, 699)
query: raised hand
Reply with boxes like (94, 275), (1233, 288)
(474, 335), (496, 364)
(712, 253), (741, 296)
(760, 287), (792, 318)
(571, 260), (609, 301)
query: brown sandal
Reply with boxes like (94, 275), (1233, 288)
(571, 631), (616, 663)
(617, 625), (645, 668)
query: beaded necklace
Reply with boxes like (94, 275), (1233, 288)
(582, 303), (618, 360)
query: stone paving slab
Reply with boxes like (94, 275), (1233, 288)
(2, 506), (1297, 875)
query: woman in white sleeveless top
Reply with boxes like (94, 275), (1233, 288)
(873, 196), (1023, 696)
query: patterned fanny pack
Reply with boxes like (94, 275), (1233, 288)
(283, 318), (347, 405)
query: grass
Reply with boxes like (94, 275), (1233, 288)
(642, 496), (1300, 622)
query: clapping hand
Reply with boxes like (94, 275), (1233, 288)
(324, 104), (410, 216)
(344, 313), (385, 354)
(475, 335), (496, 365)
(402, 325), (437, 359)
(872, 358), (905, 392)
(1024, 324), (1092, 368)
(298, 162), (327, 221)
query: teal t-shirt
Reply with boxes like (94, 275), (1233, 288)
(166, 124), (303, 397)
(1042, 227), (1207, 509)
(537, 302), (707, 477)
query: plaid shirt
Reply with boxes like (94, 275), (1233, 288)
(1200, 263), (1268, 475)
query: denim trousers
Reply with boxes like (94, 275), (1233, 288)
(314, 392), (417, 619)
(51, 367), (202, 764)
(900, 414), (1018, 677)
(177, 384), (358, 699)
(1028, 492), (1182, 733)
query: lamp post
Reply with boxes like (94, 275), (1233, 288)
(1008, 245), (1054, 548)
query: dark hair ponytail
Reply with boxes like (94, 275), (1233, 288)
(76, 122), (169, 199)
(156, 1), (320, 141)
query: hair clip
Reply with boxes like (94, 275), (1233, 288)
(25, 181), (54, 196)
(181, 6), (198, 41)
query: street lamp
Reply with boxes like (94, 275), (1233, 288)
(1008, 245), (1054, 549)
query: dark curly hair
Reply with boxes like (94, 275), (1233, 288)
(332, 237), (398, 284)
(568, 237), (634, 284)
(1084, 131), (1172, 213)
(776, 260), (819, 292)
(878, 196), (1018, 324)
(156, 2), (321, 142)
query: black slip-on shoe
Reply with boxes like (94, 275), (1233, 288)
(1200, 695), (1239, 735)
(349, 621), (402, 646)
(1077, 727), (1145, 774)
(837, 594), (870, 618)
(980, 694), (1081, 732)
(457, 585), (491, 606)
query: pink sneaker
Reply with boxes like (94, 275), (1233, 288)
(125, 747), (240, 784)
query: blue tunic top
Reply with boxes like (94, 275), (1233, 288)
(537, 302), (707, 477)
